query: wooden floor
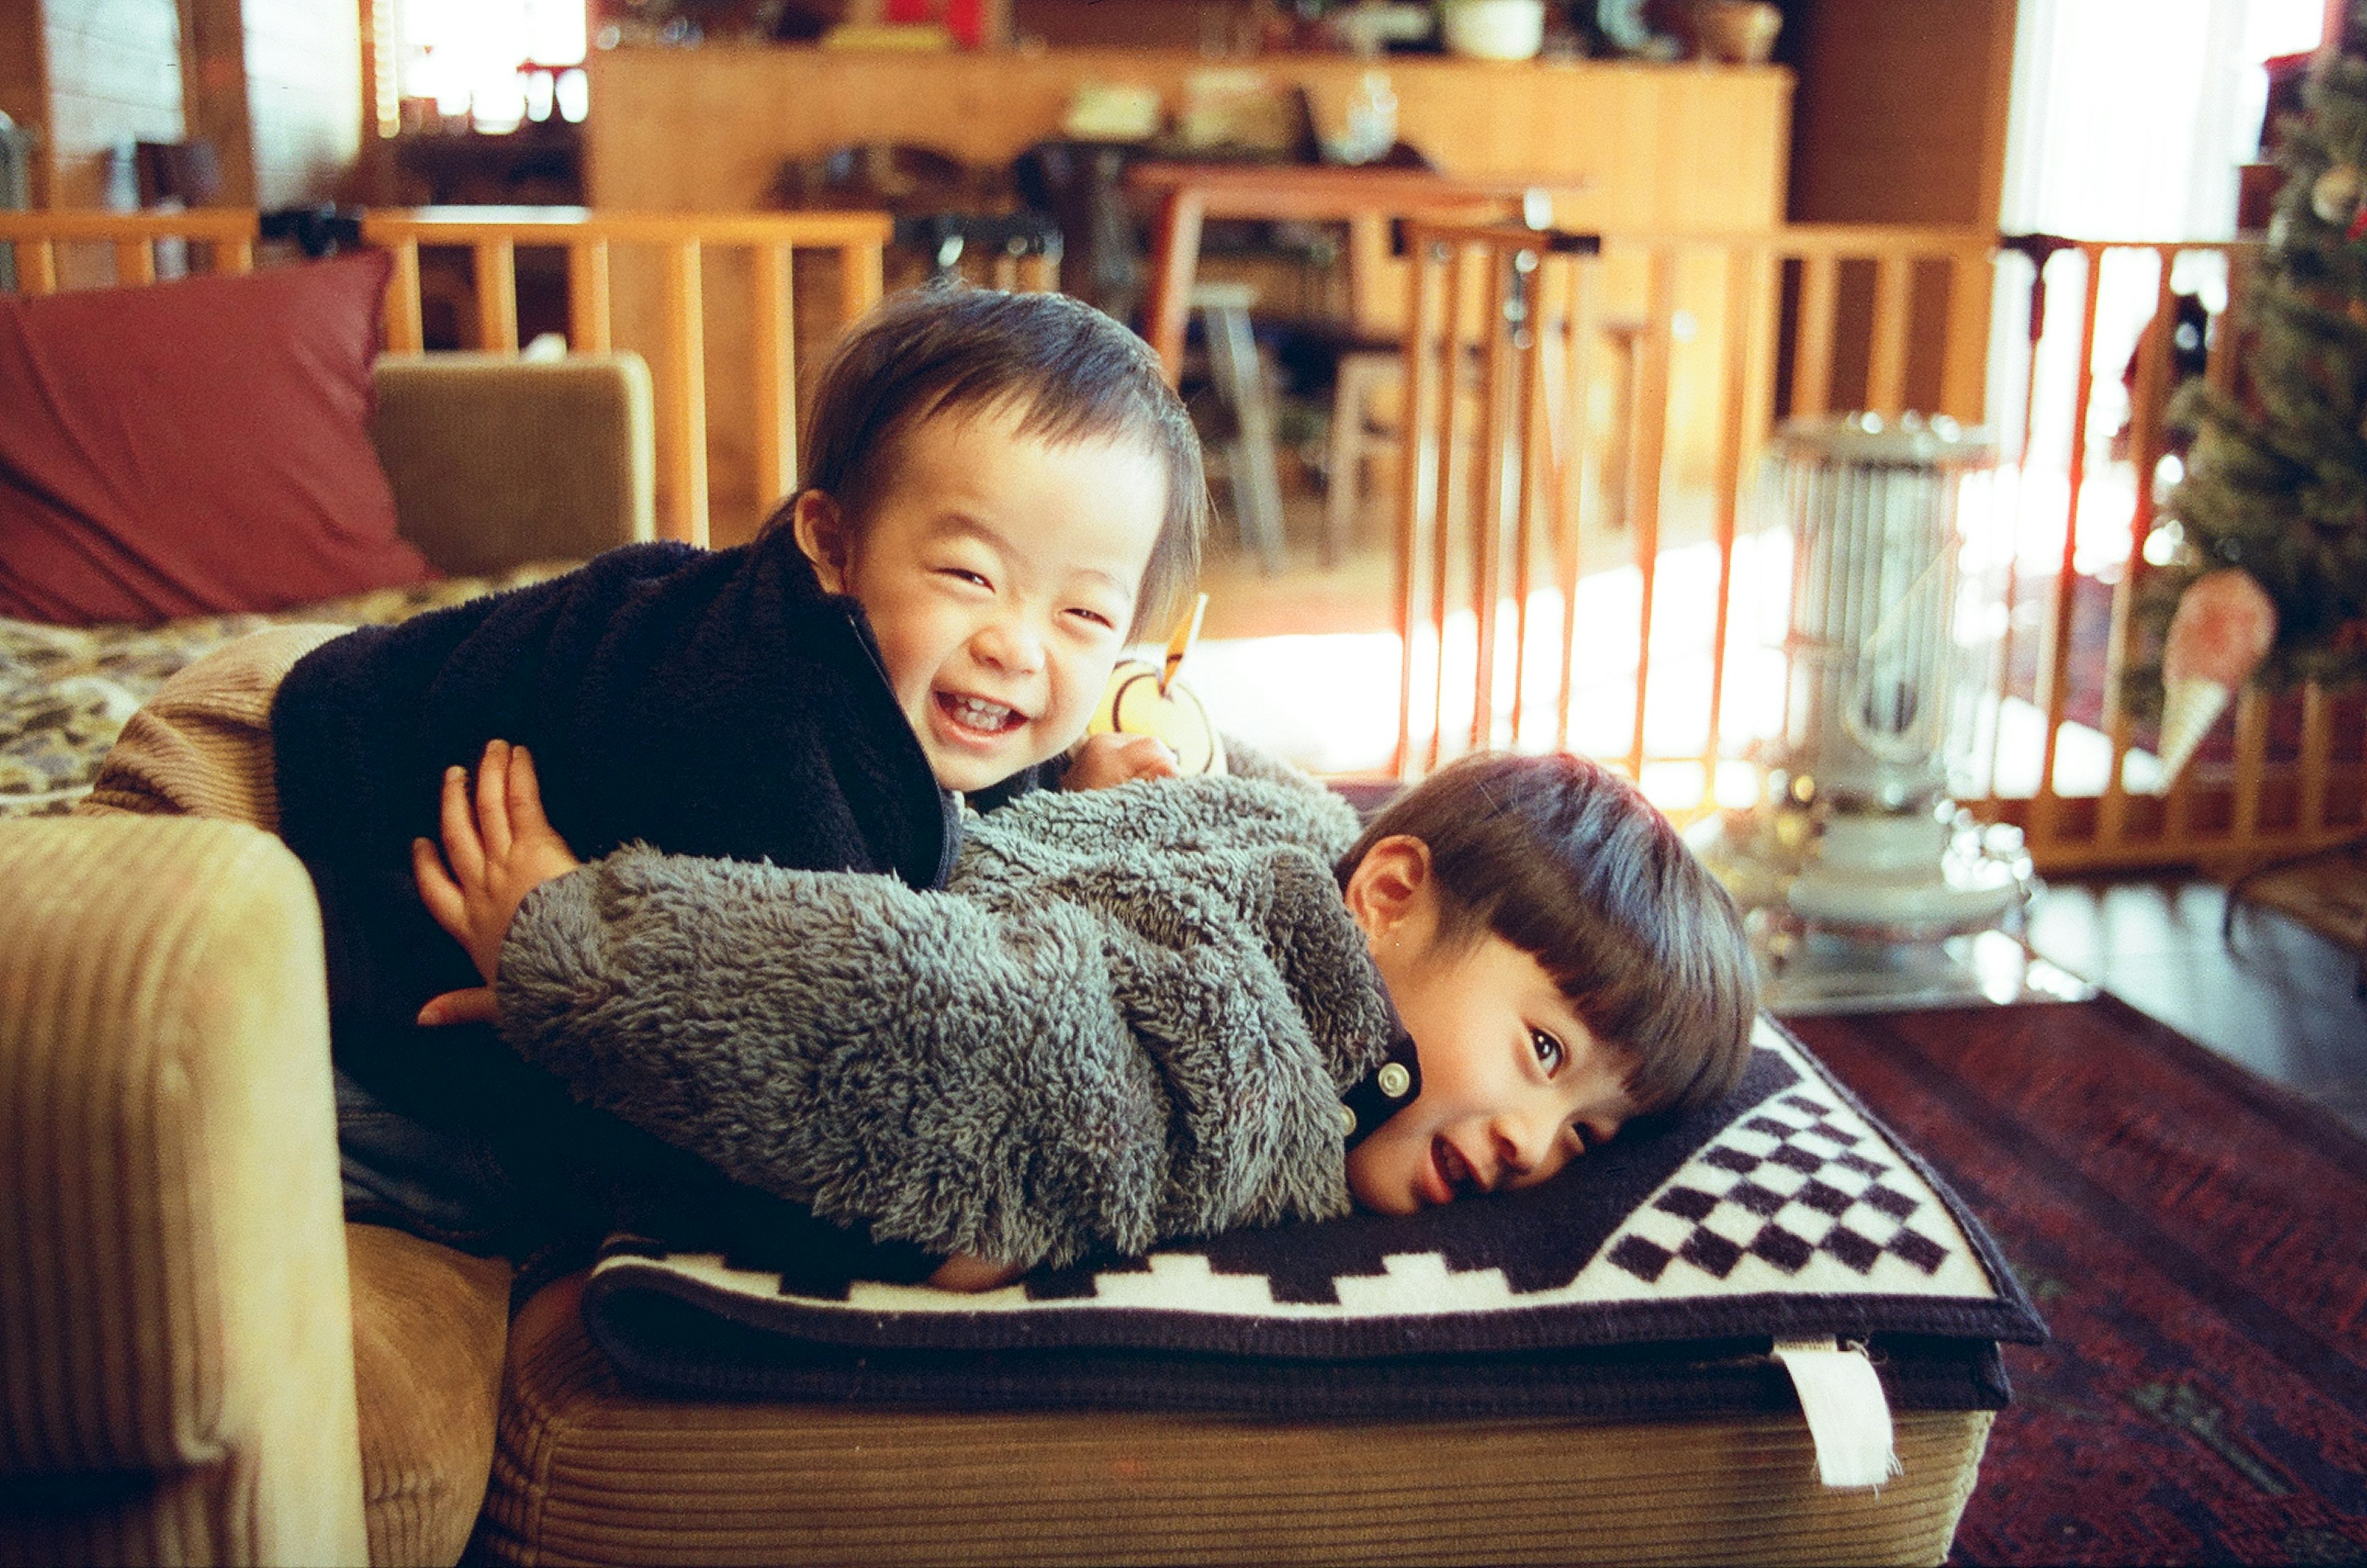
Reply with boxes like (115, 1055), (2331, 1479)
(2022, 875), (2367, 1138)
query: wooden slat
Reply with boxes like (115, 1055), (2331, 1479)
(356, 208), (893, 247)
(1625, 245), (1678, 780)
(836, 240), (883, 335)
(1470, 248), (1511, 753)
(1703, 243), (1758, 791)
(1974, 244), (2046, 808)
(2209, 247), (2251, 398)
(385, 240), (425, 352)
(751, 241), (797, 508)
(2299, 682), (2333, 833)
(114, 239), (155, 287)
(474, 238), (520, 353)
(1737, 236), (1784, 455)
(2099, 253), (2178, 844)
(569, 239), (613, 353)
(219, 237), (254, 275)
(1507, 250), (1552, 745)
(1994, 816), (2363, 874)
(1394, 239), (1444, 778)
(1427, 242), (1474, 773)
(1940, 243), (1995, 422)
(0, 210), (260, 242)
(1552, 253), (1598, 755)
(2231, 685), (2270, 841)
(1793, 251), (1838, 419)
(2032, 245), (2104, 852)
(1865, 251), (1911, 417)
(20, 240), (57, 295)
(662, 240), (710, 547)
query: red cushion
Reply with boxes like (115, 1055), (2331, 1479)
(0, 251), (435, 626)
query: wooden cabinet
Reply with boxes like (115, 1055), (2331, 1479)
(586, 45), (1791, 231)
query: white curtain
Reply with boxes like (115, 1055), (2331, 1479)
(1998, 0), (2316, 242)
(1984, 0), (2326, 520)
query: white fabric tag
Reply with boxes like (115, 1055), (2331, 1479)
(1773, 1337), (1901, 1489)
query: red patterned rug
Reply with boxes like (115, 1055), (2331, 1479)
(1787, 998), (2367, 1567)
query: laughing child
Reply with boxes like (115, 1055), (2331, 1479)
(92, 285), (1209, 1251)
(416, 741), (1760, 1286)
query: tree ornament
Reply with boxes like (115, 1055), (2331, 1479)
(2315, 161), (2364, 224)
(2154, 568), (2277, 787)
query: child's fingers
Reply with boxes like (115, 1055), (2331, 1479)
(417, 985), (499, 1028)
(438, 766), (485, 884)
(412, 836), (470, 939)
(1134, 738), (1182, 780)
(475, 739), (513, 860)
(926, 1253), (1026, 1292)
(506, 742), (553, 838)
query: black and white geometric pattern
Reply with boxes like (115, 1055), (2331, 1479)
(585, 1019), (2037, 1391)
(1574, 1081), (1981, 1302)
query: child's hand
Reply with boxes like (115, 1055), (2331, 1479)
(1063, 730), (1181, 791)
(411, 740), (581, 1021)
(927, 1252), (1026, 1292)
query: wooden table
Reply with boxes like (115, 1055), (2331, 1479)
(1124, 160), (1579, 382)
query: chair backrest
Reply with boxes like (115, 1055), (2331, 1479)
(775, 142), (1057, 291)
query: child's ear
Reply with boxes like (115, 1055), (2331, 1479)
(790, 491), (853, 592)
(1344, 835), (1431, 943)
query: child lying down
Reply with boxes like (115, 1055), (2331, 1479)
(415, 738), (1758, 1287)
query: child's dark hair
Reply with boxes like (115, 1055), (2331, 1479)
(760, 284), (1208, 639)
(1339, 752), (1757, 1115)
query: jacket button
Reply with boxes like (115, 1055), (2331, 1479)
(1338, 1103), (1358, 1136)
(1377, 1062), (1412, 1099)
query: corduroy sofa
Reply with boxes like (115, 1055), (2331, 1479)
(0, 349), (654, 1567)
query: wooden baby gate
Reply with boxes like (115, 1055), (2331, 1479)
(0, 206), (892, 548)
(4, 207), (2360, 877)
(1386, 218), (2364, 878)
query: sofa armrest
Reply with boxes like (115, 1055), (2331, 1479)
(370, 352), (656, 575)
(0, 817), (366, 1567)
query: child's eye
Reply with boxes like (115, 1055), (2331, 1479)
(937, 568), (991, 589)
(1065, 606), (1116, 631)
(1530, 1029), (1565, 1074)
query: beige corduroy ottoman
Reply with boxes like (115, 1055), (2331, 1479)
(478, 1275), (1995, 1567)
(475, 1017), (2039, 1566)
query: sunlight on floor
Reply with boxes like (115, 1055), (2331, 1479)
(1185, 517), (2165, 808)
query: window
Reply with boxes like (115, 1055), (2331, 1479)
(373, 0), (589, 137)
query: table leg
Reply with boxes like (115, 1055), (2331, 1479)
(1143, 191), (1204, 383)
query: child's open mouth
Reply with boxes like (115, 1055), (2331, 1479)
(936, 692), (1026, 738)
(1431, 1136), (1484, 1202)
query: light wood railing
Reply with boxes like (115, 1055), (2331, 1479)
(1387, 220), (2362, 876)
(1971, 237), (2361, 875)
(0, 206), (891, 546)
(7, 209), (2357, 876)
(1392, 220), (1997, 776)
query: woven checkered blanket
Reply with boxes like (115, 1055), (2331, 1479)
(583, 1016), (2046, 1418)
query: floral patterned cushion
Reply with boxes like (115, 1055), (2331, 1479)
(0, 564), (573, 818)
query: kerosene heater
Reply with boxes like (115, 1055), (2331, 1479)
(1694, 413), (2038, 1001)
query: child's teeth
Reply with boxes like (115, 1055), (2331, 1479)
(949, 696), (1015, 730)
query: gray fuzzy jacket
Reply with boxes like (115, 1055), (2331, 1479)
(493, 755), (1395, 1270)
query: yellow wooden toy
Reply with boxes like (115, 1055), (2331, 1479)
(1086, 594), (1225, 775)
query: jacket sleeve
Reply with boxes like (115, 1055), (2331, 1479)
(492, 845), (1352, 1270)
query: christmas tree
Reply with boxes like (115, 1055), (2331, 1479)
(2143, 6), (2367, 775)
